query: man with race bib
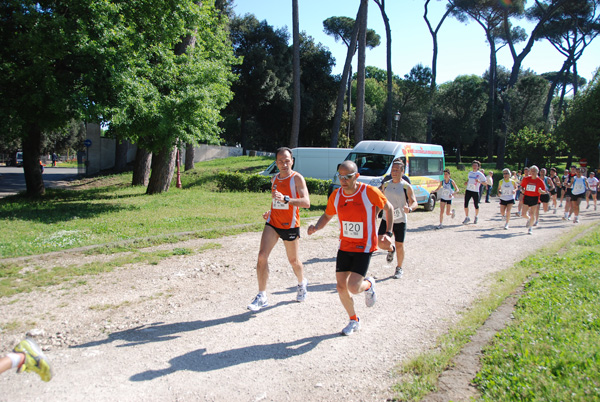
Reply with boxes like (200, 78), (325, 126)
(247, 147), (311, 312)
(568, 167), (590, 223)
(377, 159), (418, 279)
(308, 161), (394, 336)
(462, 160), (487, 224)
(498, 168), (518, 230)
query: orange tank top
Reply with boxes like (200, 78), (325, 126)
(325, 183), (388, 253)
(267, 172), (300, 229)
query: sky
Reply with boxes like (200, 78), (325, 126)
(233, 0), (600, 85)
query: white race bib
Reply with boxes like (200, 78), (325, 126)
(526, 184), (536, 192)
(467, 183), (478, 192)
(393, 208), (403, 219)
(342, 221), (364, 239)
(502, 186), (513, 195)
(272, 200), (289, 210)
(441, 189), (452, 199)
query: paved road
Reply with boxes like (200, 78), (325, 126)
(0, 166), (80, 198)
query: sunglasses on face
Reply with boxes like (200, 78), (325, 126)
(337, 172), (357, 180)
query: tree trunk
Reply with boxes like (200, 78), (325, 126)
(114, 139), (129, 172)
(375, 0), (394, 141)
(354, 0), (368, 144)
(330, 4), (362, 148)
(289, 0), (301, 148)
(543, 57), (571, 122)
(346, 65), (353, 141)
(185, 143), (195, 171)
(486, 30), (497, 163)
(23, 124), (45, 197)
(146, 146), (178, 194)
(132, 146), (152, 186)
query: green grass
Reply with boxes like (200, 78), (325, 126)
(390, 224), (596, 401)
(475, 226), (600, 401)
(0, 156), (327, 258)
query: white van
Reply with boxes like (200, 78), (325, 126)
(331, 141), (445, 210)
(260, 147), (351, 181)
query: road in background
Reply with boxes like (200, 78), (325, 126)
(0, 166), (79, 198)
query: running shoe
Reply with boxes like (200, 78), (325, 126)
(586, 204), (590, 209)
(533, 220), (539, 227)
(516, 211), (521, 217)
(386, 245), (396, 263)
(13, 338), (53, 382)
(504, 223), (509, 230)
(595, 205), (597, 211)
(393, 267), (403, 279)
(559, 202), (563, 207)
(451, 209), (456, 219)
(436, 224), (443, 230)
(474, 216), (478, 224)
(462, 217), (470, 225)
(528, 227), (533, 235)
(562, 214), (568, 220)
(247, 293), (269, 311)
(296, 279), (308, 302)
(553, 208), (557, 214)
(526, 220), (531, 228)
(341, 318), (360, 336)
(574, 216), (579, 223)
(364, 277), (376, 307)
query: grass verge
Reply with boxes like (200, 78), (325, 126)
(390, 223), (596, 401)
(0, 156), (326, 259)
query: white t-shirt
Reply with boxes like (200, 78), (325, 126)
(499, 178), (517, 201)
(466, 171), (486, 193)
(587, 177), (599, 191)
(382, 179), (410, 224)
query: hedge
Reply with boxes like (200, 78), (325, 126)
(216, 172), (331, 196)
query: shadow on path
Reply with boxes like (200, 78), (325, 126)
(130, 332), (339, 381)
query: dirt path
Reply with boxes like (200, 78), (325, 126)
(1, 198), (597, 401)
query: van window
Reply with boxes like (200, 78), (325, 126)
(408, 157), (444, 177)
(346, 153), (394, 177)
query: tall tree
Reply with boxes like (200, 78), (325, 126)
(354, 0), (369, 143)
(290, 0), (301, 148)
(323, 10), (380, 146)
(373, 0), (394, 141)
(424, 0), (457, 144)
(496, 0), (569, 168)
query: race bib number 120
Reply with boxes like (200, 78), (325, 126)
(342, 221), (364, 239)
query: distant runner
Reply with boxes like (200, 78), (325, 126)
(463, 160), (487, 224)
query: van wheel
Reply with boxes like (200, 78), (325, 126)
(424, 194), (436, 211)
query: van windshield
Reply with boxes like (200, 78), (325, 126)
(345, 153), (394, 177)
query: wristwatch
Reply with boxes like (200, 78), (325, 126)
(385, 231), (393, 237)
(283, 195), (290, 204)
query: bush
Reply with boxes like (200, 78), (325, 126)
(216, 171), (331, 195)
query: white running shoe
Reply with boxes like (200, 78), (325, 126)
(341, 319), (360, 336)
(436, 224), (443, 230)
(451, 209), (456, 219)
(296, 279), (308, 302)
(462, 216), (470, 224)
(559, 203), (562, 207)
(504, 223), (509, 230)
(528, 227), (533, 235)
(247, 293), (269, 311)
(393, 266), (403, 279)
(553, 208), (557, 214)
(563, 214), (568, 220)
(516, 211), (521, 217)
(386, 246), (396, 263)
(574, 216), (579, 223)
(473, 216), (479, 224)
(533, 220), (539, 227)
(364, 277), (376, 307)
(586, 204), (590, 209)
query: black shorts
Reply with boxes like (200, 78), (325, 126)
(549, 188), (557, 195)
(336, 250), (372, 277)
(464, 190), (480, 209)
(523, 195), (539, 207)
(499, 199), (515, 206)
(265, 223), (300, 241)
(570, 192), (585, 201)
(540, 194), (550, 203)
(440, 198), (452, 205)
(378, 220), (407, 243)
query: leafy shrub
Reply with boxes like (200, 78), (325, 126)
(305, 178), (331, 195)
(246, 174), (271, 192)
(216, 171), (331, 195)
(216, 171), (247, 191)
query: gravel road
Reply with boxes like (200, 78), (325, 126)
(1, 197), (596, 402)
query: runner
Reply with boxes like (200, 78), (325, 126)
(0, 338), (52, 382)
(516, 167), (530, 217)
(498, 168), (517, 230)
(519, 165), (546, 235)
(536, 168), (555, 225)
(431, 168), (459, 229)
(247, 147), (311, 312)
(307, 161), (394, 336)
(377, 159), (418, 280)
(586, 171), (598, 210)
(484, 170), (494, 203)
(562, 166), (577, 220)
(462, 160), (487, 224)
(549, 167), (561, 212)
(569, 167), (589, 223)
(558, 168), (569, 207)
